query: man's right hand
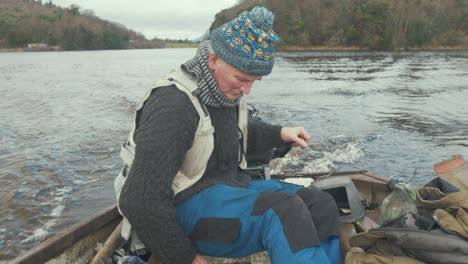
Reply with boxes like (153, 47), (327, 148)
(192, 254), (208, 264)
(280, 127), (311, 148)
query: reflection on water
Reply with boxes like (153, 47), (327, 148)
(373, 110), (468, 147)
(267, 51), (468, 148)
(1, 49), (467, 261)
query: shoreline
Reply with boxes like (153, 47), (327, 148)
(2, 45), (468, 53)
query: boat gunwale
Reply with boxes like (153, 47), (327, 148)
(10, 205), (120, 264)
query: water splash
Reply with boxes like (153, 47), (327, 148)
(271, 140), (364, 174)
(20, 187), (72, 244)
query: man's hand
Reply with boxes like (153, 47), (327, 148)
(280, 127), (311, 148)
(192, 254), (208, 264)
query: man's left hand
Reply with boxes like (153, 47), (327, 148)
(280, 127), (311, 148)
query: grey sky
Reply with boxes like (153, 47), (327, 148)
(53, 0), (238, 40)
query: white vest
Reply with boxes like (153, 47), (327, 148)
(114, 67), (248, 240)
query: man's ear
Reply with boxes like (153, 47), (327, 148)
(208, 53), (219, 71)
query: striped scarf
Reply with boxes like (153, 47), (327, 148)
(181, 41), (240, 108)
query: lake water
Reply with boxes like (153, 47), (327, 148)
(1, 49), (467, 261)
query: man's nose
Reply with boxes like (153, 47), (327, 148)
(240, 83), (252, 94)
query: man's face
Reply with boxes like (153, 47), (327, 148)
(208, 54), (262, 100)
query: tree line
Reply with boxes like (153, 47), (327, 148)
(211, 0), (468, 50)
(0, 0), (165, 50)
(3, 0), (467, 51)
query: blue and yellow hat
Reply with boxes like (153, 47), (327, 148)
(210, 6), (280, 76)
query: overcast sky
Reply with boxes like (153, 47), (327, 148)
(53, 0), (239, 40)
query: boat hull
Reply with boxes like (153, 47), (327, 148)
(11, 171), (389, 264)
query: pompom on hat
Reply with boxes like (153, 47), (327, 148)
(210, 6), (280, 76)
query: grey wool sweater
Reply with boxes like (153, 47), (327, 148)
(119, 85), (284, 264)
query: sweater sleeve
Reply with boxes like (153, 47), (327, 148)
(246, 116), (284, 164)
(118, 86), (200, 264)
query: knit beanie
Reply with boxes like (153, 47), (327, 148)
(210, 6), (280, 76)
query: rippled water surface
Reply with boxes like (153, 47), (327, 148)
(1, 49), (467, 261)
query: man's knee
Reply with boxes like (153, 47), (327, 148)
(297, 187), (339, 217)
(252, 192), (321, 252)
(251, 192), (308, 218)
(296, 187), (341, 239)
(319, 190), (340, 218)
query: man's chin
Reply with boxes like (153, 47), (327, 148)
(226, 94), (241, 100)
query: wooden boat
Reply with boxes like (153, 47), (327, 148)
(11, 156), (466, 264)
(10, 170), (388, 264)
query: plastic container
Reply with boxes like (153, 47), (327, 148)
(379, 182), (418, 225)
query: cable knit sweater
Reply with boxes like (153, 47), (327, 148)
(119, 85), (283, 264)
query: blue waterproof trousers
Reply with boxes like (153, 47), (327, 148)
(176, 180), (342, 264)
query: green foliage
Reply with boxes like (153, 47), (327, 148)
(441, 31), (464, 45)
(8, 29), (30, 47)
(103, 29), (124, 49)
(68, 4), (80, 16)
(211, 0), (468, 49)
(0, 0), (164, 50)
(4, 0), (467, 50)
(406, 18), (431, 47)
(344, 26), (361, 46)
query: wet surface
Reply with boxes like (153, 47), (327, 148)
(1, 49), (467, 261)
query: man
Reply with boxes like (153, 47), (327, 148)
(115, 6), (341, 264)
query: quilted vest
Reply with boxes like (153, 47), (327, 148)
(114, 67), (248, 240)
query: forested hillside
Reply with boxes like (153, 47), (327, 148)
(2, 0), (467, 51)
(211, 0), (468, 50)
(0, 0), (164, 50)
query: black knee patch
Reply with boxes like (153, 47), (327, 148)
(189, 218), (240, 244)
(297, 187), (340, 240)
(252, 192), (320, 253)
